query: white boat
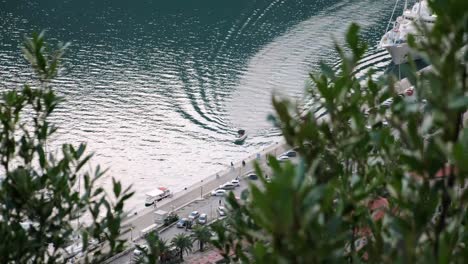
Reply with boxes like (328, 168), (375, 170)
(145, 187), (172, 206)
(234, 129), (247, 144)
(379, 0), (436, 65)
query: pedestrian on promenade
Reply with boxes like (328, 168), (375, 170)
(242, 160), (245, 167)
(219, 199), (221, 205)
(231, 161), (234, 167)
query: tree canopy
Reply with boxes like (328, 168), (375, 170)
(1, 0), (467, 263)
(0, 32), (133, 263)
(213, 0), (468, 263)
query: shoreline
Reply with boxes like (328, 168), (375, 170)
(120, 140), (290, 238)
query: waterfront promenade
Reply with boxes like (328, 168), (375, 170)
(115, 140), (290, 248)
(111, 65), (433, 257)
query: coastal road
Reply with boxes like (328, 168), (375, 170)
(118, 142), (290, 243)
(110, 154), (299, 264)
(104, 142), (294, 264)
(111, 173), (266, 264)
(69, 142), (291, 264)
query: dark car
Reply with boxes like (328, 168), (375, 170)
(176, 218), (191, 228)
(285, 150), (297, 157)
(247, 174), (258, 180)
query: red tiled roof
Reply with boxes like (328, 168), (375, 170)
(369, 197), (389, 221)
(435, 165), (458, 178)
(409, 164), (458, 180)
(354, 197), (390, 237)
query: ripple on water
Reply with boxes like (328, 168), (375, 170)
(0, 0), (398, 212)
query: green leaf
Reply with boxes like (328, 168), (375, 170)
(448, 96), (468, 109)
(112, 178), (121, 198)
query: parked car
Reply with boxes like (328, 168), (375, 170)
(381, 98), (393, 108)
(285, 150), (297, 157)
(217, 206), (227, 217)
(211, 189), (227, 196)
(277, 155), (289, 162)
(247, 174), (258, 180)
(198, 213), (208, 225)
(161, 246), (179, 263)
(210, 231), (218, 241)
(231, 179), (240, 186)
(219, 183), (236, 190)
(176, 218), (190, 228)
(132, 244), (148, 263)
(188, 211), (200, 220)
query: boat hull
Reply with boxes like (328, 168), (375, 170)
(234, 134), (247, 144)
(382, 43), (421, 65)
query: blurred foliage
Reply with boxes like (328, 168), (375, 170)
(212, 0), (468, 263)
(136, 233), (175, 264)
(137, 232), (194, 264)
(0, 32), (133, 263)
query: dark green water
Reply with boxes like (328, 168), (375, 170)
(0, 0), (397, 210)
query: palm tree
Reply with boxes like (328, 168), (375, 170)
(140, 233), (169, 264)
(191, 226), (212, 252)
(171, 233), (193, 261)
(155, 237), (170, 263)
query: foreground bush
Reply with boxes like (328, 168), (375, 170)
(212, 0), (468, 263)
(0, 32), (133, 263)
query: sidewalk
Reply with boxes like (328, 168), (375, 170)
(120, 141), (289, 243)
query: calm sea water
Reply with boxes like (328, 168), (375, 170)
(0, 0), (399, 211)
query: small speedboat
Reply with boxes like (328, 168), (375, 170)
(234, 129), (247, 144)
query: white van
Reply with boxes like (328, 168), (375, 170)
(145, 187), (172, 206)
(153, 210), (169, 224)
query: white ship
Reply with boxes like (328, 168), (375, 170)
(379, 0), (436, 65)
